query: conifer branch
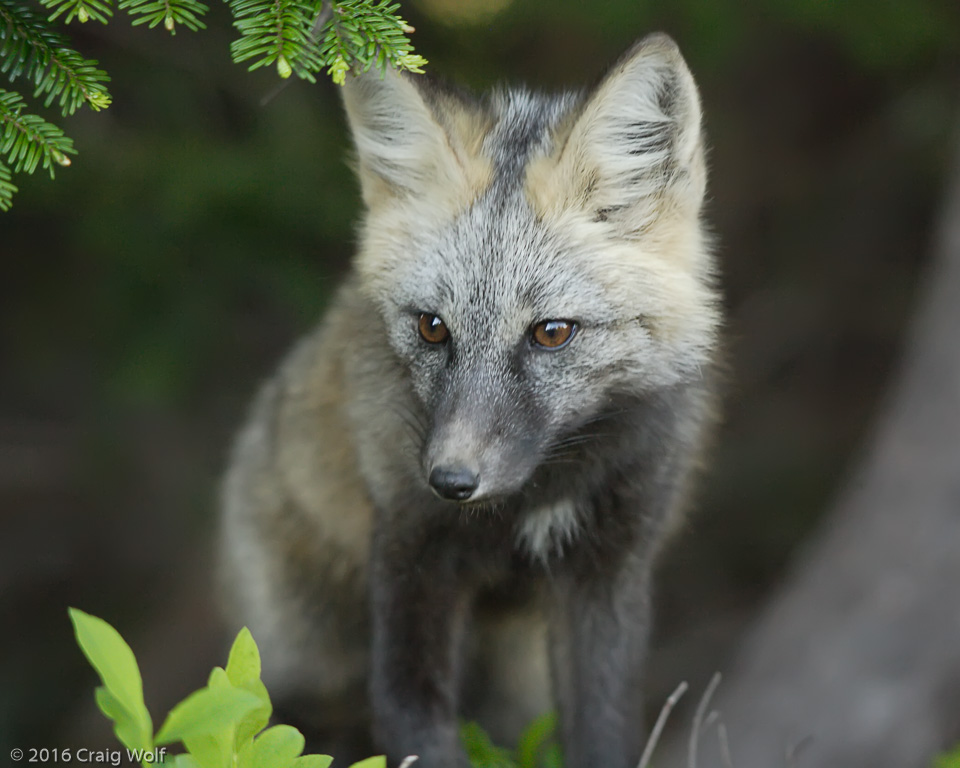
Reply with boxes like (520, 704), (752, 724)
(320, 0), (425, 85)
(229, 0), (324, 81)
(0, 0), (423, 210)
(0, 87), (75, 177)
(40, 0), (114, 26)
(119, 0), (208, 34)
(0, 157), (16, 211)
(0, 0), (112, 115)
(227, 0), (425, 84)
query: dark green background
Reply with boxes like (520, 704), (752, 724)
(2, 0), (959, 754)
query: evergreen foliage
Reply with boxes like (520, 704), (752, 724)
(0, 153), (17, 210)
(41, 0), (113, 26)
(229, 0), (426, 84)
(0, 87), (74, 209)
(0, 0), (423, 210)
(0, 0), (111, 113)
(228, 0), (426, 85)
(228, 0), (326, 81)
(118, 0), (209, 33)
(317, 0), (427, 85)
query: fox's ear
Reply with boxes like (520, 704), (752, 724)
(341, 69), (492, 210)
(528, 33), (705, 236)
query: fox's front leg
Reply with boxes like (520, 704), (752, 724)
(549, 553), (653, 768)
(368, 524), (471, 768)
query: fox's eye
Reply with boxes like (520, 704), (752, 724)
(418, 313), (450, 344)
(531, 319), (577, 349)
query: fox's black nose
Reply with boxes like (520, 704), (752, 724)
(428, 466), (479, 501)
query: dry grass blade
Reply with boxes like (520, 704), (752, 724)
(637, 680), (690, 768)
(717, 722), (734, 768)
(702, 710), (720, 733)
(688, 672), (722, 768)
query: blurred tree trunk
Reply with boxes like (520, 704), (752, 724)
(673, 129), (960, 768)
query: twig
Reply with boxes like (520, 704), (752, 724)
(258, 79), (290, 108)
(636, 680), (689, 768)
(688, 672), (722, 768)
(717, 722), (734, 768)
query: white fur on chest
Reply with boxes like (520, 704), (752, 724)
(516, 499), (580, 562)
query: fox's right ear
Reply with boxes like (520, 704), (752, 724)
(341, 69), (492, 210)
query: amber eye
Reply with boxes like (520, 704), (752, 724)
(418, 313), (450, 344)
(531, 319), (577, 349)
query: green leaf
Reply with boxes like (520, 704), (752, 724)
(236, 688), (271, 746)
(177, 672), (238, 768)
(207, 666), (233, 690)
(247, 725), (305, 768)
(515, 713), (557, 768)
(225, 627), (261, 686)
(224, 628), (272, 745)
(180, 673), (236, 768)
(934, 745), (960, 768)
(540, 743), (563, 768)
(346, 758), (387, 768)
(94, 687), (154, 757)
(69, 608), (153, 754)
(162, 756), (201, 768)
(461, 722), (516, 768)
(155, 685), (263, 745)
(291, 756), (333, 768)
(182, 731), (233, 768)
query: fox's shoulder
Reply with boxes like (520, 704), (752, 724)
(223, 277), (377, 545)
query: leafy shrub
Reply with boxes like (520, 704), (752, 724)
(70, 607), (561, 768)
(70, 607), (379, 768)
(461, 714), (561, 768)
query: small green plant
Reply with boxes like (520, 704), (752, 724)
(69, 607), (381, 768)
(460, 713), (562, 768)
(71, 607), (568, 768)
(934, 745), (960, 768)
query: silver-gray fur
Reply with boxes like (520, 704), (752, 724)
(220, 32), (721, 768)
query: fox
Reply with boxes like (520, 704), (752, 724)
(219, 32), (721, 768)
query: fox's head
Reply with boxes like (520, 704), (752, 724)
(342, 34), (719, 504)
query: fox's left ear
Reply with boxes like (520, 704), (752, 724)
(341, 68), (492, 211)
(528, 33), (705, 237)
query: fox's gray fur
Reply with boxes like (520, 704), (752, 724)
(220, 33), (721, 768)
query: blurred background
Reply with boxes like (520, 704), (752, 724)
(2, 0), (959, 758)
